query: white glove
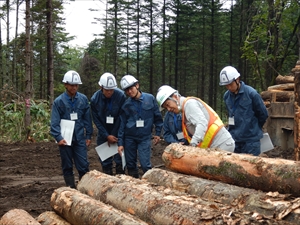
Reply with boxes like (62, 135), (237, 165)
(190, 143), (197, 147)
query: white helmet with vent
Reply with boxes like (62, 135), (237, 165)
(120, 75), (138, 90)
(99, 72), (117, 89)
(156, 85), (177, 108)
(62, 70), (82, 84)
(219, 66), (240, 86)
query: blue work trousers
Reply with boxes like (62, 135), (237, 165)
(124, 138), (152, 173)
(59, 139), (89, 178)
(101, 153), (122, 169)
(234, 141), (261, 156)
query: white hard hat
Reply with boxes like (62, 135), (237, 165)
(99, 72), (117, 89)
(156, 85), (177, 108)
(219, 66), (240, 86)
(62, 70), (82, 84)
(120, 75), (138, 90)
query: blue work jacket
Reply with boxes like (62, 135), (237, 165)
(50, 91), (93, 142)
(163, 111), (188, 145)
(90, 88), (126, 144)
(118, 92), (163, 146)
(224, 81), (268, 142)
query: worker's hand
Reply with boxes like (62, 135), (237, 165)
(153, 135), (160, 145)
(86, 139), (91, 147)
(58, 139), (67, 146)
(118, 146), (124, 156)
(107, 135), (118, 146)
(190, 143), (197, 147)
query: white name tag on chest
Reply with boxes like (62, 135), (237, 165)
(136, 120), (144, 127)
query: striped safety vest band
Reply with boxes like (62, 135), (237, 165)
(181, 97), (224, 148)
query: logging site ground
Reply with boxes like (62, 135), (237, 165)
(0, 135), (296, 219)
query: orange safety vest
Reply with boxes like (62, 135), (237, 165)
(181, 97), (224, 148)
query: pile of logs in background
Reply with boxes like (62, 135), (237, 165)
(1, 144), (300, 225)
(261, 60), (300, 161)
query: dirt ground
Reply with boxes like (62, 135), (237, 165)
(0, 136), (296, 219)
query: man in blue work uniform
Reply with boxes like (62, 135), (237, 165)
(90, 72), (126, 175)
(219, 66), (268, 156)
(117, 75), (163, 178)
(50, 70), (93, 188)
(163, 111), (188, 145)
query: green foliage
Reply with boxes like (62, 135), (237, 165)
(0, 100), (52, 143)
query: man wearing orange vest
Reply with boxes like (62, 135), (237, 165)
(156, 85), (235, 152)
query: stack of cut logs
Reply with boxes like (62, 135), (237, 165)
(261, 74), (294, 107)
(1, 144), (300, 225)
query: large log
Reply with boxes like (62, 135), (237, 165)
(276, 75), (294, 84)
(162, 143), (300, 197)
(261, 90), (294, 102)
(50, 187), (147, 225)
(0, 209), (40, 225)
(268, 83), (294, 91)
(142, 168), (300, 222)
(77, 170), (294, 224)
(36, 211), (71, 225)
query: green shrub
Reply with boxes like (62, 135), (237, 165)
(0, 100), (53, 143)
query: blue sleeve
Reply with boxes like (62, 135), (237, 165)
(50, 100), (63, 142)
(153, 96), (163, 136)
(83, 96), (93, 139)
(90, 94), (109, 140)
(117, 109), (126, 146)
(252, 92), (268, 128)
(111, 94), (126, 137)
(163, 120), (179, 144)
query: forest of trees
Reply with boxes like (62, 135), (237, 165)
(0, 0), (299, 141)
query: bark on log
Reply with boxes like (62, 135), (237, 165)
(294, 62), (300, 161)
(77, 170), (294, 225)
(261, 90), (294, 102)
(0, 209), (41, 225)
(142, 168), (300, 222)
(276, 75), (294, 84)
(50, 187), (147, 225)
(268, 83), (294, 91)
(162, 143), (300, 197)
(36, 211), (71, 225)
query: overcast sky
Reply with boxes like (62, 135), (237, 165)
(1, 1), (232, 48)
(64, 1), (106, 47)
(0, 1), (105, 48)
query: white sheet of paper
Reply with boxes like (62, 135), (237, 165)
(95, 142), (118, 161)
(122, 151), (126, 170)
(60, 119), (75, 146)
(260, 133), (274, 153)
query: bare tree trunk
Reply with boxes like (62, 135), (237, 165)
(77, 170), (292, 224)
(24, 0), (32, 141)
(142, 168), (300, 222)
(0, 20), (3, 88)
(12, 0), (20, 91)
(50, 187), (148, 225)
(46, 0), (54, 108)
(294, 60), (300, 161)
(36, 211), (71, 225)
(162, 143), (300, 197)
(5, 0), (11, 91)
(0, 209), (40, 225)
